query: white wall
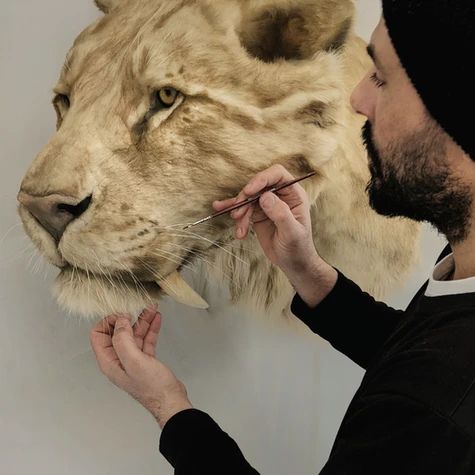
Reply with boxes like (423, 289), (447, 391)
(0, 2), (446, 474)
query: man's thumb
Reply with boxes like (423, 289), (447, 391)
(260, 192), (276, 208)
(259, 192), (296, 233)
(113, 317), (141, 370)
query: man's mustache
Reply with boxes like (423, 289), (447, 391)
(362, 121), (383, 177)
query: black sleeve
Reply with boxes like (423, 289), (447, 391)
(159, 408), (260, 475)
(290, 244), (452, 369)
(320, 393), (474, 475)
(290, 269), (404, 369)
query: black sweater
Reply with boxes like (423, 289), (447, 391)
(159, 246), (475, 474)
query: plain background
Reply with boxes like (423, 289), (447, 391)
(0, 1), (446, 474)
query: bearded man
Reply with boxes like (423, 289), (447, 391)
(91, 1), (475, 473)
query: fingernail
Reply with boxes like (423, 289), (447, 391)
(236, 227), (243, 238)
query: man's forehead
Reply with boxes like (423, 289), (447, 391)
(368, 17), (397, 73)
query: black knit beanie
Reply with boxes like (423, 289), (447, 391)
(382, 0), (475, 160)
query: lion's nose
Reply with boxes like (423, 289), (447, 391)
(17, 192), (92, 241)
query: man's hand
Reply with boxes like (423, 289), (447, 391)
(213, 164), (337, 308)
(213, 164), (321, 278)
(89, 306), (193, 429)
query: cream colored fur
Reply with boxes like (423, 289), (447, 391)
(18, 0), (420, 320)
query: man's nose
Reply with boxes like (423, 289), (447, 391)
(350, 74), (373, 119)
(17, 192), (92, 242)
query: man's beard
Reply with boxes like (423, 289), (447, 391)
(362, 120), (472, 244)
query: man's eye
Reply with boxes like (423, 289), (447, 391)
(153, 87), (179, 109)
(370, 72), (385, 88)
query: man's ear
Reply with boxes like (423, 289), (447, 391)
(238, 0), (355, 62)
(94, 0), (123, 14)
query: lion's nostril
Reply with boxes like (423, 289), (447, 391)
(57, 195), (92, 219)
(18, 192), (93, 242)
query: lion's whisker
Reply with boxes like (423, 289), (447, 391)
(148, 249), (195, 274)
(133, 255), (160, 280)
(84, 261), (95, 314)
(167, 232), (250, 267)
(90, 249), (123, 306)
(70, 261), (76, 293)
(0, 222), (23, 246)
(32, 251), (45, 275)
(112, 257), (150, 304)
(27, 247), (39, 272)
(0, 241), (35, 266)
(165, 243), (235, 283)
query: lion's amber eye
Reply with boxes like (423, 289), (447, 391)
(156, 87), (178, 108)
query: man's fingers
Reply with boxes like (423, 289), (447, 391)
(91, 314), (125, 337)
(225, 165), (298, 222)
(212, 197), (237, 210)
(89, 314), (125, 360)
(113, 317), (143, 372)
(90, 330), (115, 372)
(244, 164), (296, 195)
(235, 205), (254, 239)
(133, 305), (158, 348)
(257, 191), (300, 237)
(143, 313), (162, 357)
(90, 318), (130, 387)
(213, 165), (306, 242)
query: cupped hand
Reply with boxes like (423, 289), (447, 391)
(89, 305), (193, 429)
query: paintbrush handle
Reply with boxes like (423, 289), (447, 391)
(183, 171), (317, 229)
(216, 170), (317, 216)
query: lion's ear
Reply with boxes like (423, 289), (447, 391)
(238, 0), (355, 62)
(94, 0), (122, 14)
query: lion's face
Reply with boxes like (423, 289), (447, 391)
(18, 0), (355, 316)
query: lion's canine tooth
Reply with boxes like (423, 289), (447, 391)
(157, 271), (209, 309)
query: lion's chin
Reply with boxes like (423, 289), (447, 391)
(52, 266), (163, 318)
(52, 266), (210, 318)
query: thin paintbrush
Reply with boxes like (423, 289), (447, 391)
(182, 171), (317, 230)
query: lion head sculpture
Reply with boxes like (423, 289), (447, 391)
(17, 0), (420, 318)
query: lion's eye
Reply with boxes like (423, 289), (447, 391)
(53, 93), (71, 129)
(53, 93), (70, 109)
(154, 87), (178, 109)
(133, 87), (180, 135)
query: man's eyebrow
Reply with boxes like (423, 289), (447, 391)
(366, 44), (384, 71)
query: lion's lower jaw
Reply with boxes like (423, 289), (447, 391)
(52, 268), (162, 319)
